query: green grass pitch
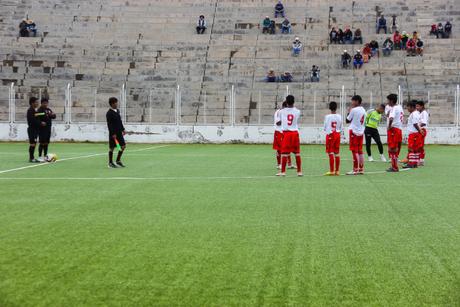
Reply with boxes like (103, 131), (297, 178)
(0, 142), (459, 306)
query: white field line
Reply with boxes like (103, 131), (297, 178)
(0, 168), (410, 181)
(0, 145), (171, 175)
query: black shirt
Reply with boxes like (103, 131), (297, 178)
(27, 107), (42, 130)
(37, 106), (56, 128)
(106, 109), (125, 135)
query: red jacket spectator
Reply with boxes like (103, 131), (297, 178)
(406, 38), (416, 49)
(393, 31), (401, 43)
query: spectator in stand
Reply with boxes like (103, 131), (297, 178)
(416, 38), (424, 56)
(280, 71), (293, 82)
(262, 16), (271, 34)
(353, 50), (364, 69)
(281, 18), (291, 34)
(342, 50), (352, 68)
(401, 31), (409, 49)
(266, 69), (277, 82)
(269, 20), (276, 34)
(406, 38), (416, 56)
(393, 30), (402, 50)
(337, 28), (344, 44)
(391, 15), (398, 33)
(354, 28), (363, 44)
(292, 37), (302, 56)
(19, 18), (37, 37)
(196, 15), (207, 34)
(382, 37), (394, 56)
(274, 1), (285, 18)
(19, 19), (28, 37)
(310, 65), (320, 82)
(445, 21), (452, 38)
(344, 27), (353, 44)
(369, 40), (379, 57)
(362, 44), (372, 62)
(412, 31), (418, 40)
(430, 24), (438, 36)
(436, 23), (444, 38)
(377, 15), (387, 34)
(330, 27), (338, 44)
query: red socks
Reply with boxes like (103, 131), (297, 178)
(295, 154), (302, 173)
(358, 152), (364, 172)
(390, 152), (399, 170)
(328, 154), (335, 173)
(281, 155), (287, 173)
(276, 151), (281, 165)
(335, 155), (340, 173)
(352, 152), (359, 172)
(287, 155), (292, 166)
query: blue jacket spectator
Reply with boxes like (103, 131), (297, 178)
(445, 21), (452, 38)
(280, 71), (293, 82)
(342, 50), (352, 68)
(281, 18), (291, 34)
(310, 66), (320, 82)
(292, 37), (302, 56)
(266, 69), (277, 82)
(274, 1), (285, 18)
(353, 51), (363, 69)
(377, 15), (387, 34)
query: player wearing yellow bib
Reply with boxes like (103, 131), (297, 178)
(364, 104), (386, 162)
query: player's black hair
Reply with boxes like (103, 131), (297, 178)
(41, 97), (49, 103)
(29, 97), (38, 106)
(329, 101), (337, 111)
(286, 95), (295, 106)
(351, 95), (362, 104)
(406, 100), (417, 108)
(415, 100), (425, 107)
(379, 103), (386, 109)
(282, 101), (287, 108)
(108, 97), (118, 106)
(387, 93), (398, 104)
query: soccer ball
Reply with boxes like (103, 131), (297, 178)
(45, 153), (58, 162)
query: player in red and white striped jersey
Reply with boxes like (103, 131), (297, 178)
(323, 101), (342, 176)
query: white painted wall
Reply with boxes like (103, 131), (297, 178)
(1, 123), (459, 144)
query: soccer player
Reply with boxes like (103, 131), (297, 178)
(106, 97), (126, 168)
(364, 104), (386, 162)
(386, 93), (404, 172)
(324, 101), (342, 176)
(416, 100), (429, 165)
(403, 101), (424, 168)
(26, 97), (46, 162)
(346, 95), (366, 175)
(37, 98), (56, 161)
(273, 101), (293, 169)
(276, 95), (302, 177)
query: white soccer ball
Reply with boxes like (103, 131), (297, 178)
(45, 153), (58, 162)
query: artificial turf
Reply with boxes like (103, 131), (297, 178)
(0, 143), (459, 306)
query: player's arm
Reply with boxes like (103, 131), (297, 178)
(346, 109), (352, 124)
(49, 108), (56, 119)
(107, 112), (116, 137)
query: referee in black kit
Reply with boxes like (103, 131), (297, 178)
(106, 97), (126, 168)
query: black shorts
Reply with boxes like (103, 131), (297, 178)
(27, 127), (39, 144)
(39, 128), (51, 144)
(109, 133), (126, 148)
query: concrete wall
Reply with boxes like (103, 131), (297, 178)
(1, 123), (459, 144)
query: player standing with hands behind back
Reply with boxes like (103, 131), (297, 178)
(106, 97), (126, 168)
(346, 95), (366, 175)
(276, 95), (303, 177)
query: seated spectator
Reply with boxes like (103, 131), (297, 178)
(19, 18), (37, 37)
(281, 18), (291, 34)
(196, 15), (207, 34)
(274, 1), (285, 18)
(445, 21), (452, 38)
(310, 65), (320, 82)
(382, 37), (394, 56)
(269, 20), (276, 34)
(354, 28), (363, 44)
(353, 50), (364, 69)
(362, 44), (372, 62)
(344, 27), (353, 44)
(19, 19), (28, 37)
(280, 71), (293, 82)
(369, 40), (379, 57)
(292, 37), (302, 56)
(391, 15), (398, 33)
(430, 24), (438, 36)
(266, 69), (277, 82)
(412, 31), (418, 40)
(436, 23), (444, 38)
(341, 50), (352, 68)
(262, 16), (271, 34)
(401, 31), (409, 49)
(406, 38), (416, 56)
(329, 27), (338, 44)
(377, 15), (387, 34)
(337, 28), (344, 44)
(416, 38), (424, 56)
(393, 30), (402, 50)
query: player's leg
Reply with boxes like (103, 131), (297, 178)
(293, 132), (302, 176)
(372, 129), (386, 161)
(357, 135), (364, 173)
(108, 136), (117, 168)
(115, 135), (126, 167)
(276, 151), (281, 168)
(365, 130), (373, 161)
(28, 128), (39, 162)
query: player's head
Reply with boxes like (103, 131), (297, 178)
(376, 103), (385, 114)
(282, 101), (288, 108)
(109, 97), (118, 109)
(387, 93), (398, 106)
(285, 95), (295, 107)
(416, 100), (425, 111)
(29, 97), (39, 108)
(329, 101), (337, 112)
(406, 100), (416, 112)
(351, 95), (362, 107)
(41, 98), (49, 108)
